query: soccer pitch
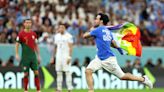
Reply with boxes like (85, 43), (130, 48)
(0, 89), (163, 92)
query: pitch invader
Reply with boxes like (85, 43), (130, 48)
(83, 13), (153, 92)
(15, 18), (41, 92)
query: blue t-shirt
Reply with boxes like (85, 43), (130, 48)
(90, 26), (115, 60)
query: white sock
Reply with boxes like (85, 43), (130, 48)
(66, 71), (73, 90)
(57, 71), (63, 90)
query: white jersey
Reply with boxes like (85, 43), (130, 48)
(54, 32), (73, 58)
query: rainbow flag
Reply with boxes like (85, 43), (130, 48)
(108, 22), (142, 57)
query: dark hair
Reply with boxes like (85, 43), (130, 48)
(157, 58), (162, 64)
(59, 23), (66, 26)
(98, 13), (109, 25)
(0, 58), (2, 65)
(23, 18), (32, 23)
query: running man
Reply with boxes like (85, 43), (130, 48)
(83, 13), (153, 92)
(51, 24), (73, 92)
(15, 19), (41, 92)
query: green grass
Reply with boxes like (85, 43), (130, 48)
(0, 89), (163, 92)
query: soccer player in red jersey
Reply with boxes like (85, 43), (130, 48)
(15, 19), (41, 92)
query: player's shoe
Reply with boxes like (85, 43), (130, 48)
(68, 90), (72, 92)
(24, 91), (28, 92)
(37, 91), (41, 92)
(88, 89), (94, 92)
(142, 75), (153, 89)
(56, 89), (61, 92)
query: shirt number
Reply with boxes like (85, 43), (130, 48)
(102, 29), (112, 41)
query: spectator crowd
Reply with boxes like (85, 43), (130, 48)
(0, 0), (164, 46)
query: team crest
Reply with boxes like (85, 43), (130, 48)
(23, 67), (27, 70)
(32, 35), (35, 39)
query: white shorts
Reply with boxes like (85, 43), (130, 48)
(56, 56), (71, 72)
(87, 56), (125, 78)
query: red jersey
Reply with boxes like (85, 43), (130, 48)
(16, 30), (37, 59)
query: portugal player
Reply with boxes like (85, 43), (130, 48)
(15, 19), (41, 92)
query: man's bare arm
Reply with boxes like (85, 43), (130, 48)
(111, 40), (124, 55)
(50, 45), (57, 64)
(68, 43), (73, 57)
(83, 32), (92, 39)
(15, 42), (20, 61)
(35, 44), (41, 64)
(83, 27), (95, 39)
(67, 42), (73, 64)
(111, 40), (119, 48)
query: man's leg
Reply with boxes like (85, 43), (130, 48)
(56, 71), (63, 92)
(120, 73), (144, 81)
(33, 70), (41, 92)
(102, 56), (153, 88)
(21, 60), (30, 92)
(120, 73), (153, 88)
(113, 70), (153, 88)
(63, 59), (72, 92)
(56, 57), (63, 92)
(85, 57), (102, 92)
(65, 71), (72, 92)
(85, 69), (94, 92)
(23, 72), (29, 92)
(31, 59), (41, 92)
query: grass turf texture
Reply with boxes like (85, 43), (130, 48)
(0, 89), (163, 92)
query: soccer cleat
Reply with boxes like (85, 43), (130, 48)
(68, 90), (72, 92)
(24, 91), (28, 92)
(37, 91), (41, 92)
(56, 89), (61, 92)
(142, 75), (153, 89)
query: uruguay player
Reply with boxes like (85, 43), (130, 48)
(83, 13), (153, 92)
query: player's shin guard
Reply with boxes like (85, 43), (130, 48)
(57, 71), (63, 91)
(23, 77), (29, 91)
(34, 75), (41, 91)
(66, 72), (73, 90)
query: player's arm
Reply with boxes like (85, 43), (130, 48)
(35, 44), (41, 64)
(111, 40), (119, 48)
(15, 42), (20, 61)
(35, 44), (40, 55)
(50, 45), (57, 64)
(83, 32), (92, 39)
(67, 35), (73, 64)
(15, 32), (22, 61)
(67, 42), (73, 64)
(68, 43), (73, 58)
(34, 32), (41, 64)
(83, 27), (96, 39)
(51, 45), (57, 58)
(111, 40), (124, 55)
(35, 43), (41, 64)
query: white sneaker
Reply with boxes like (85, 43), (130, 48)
(142, 75), (153, 89)
(24, 91), (28, 92)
